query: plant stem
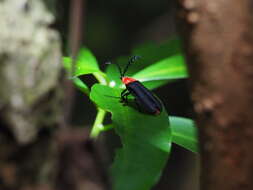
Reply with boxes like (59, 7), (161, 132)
(101, 124), (114, 132)
(90, 108), (106, 138)
(89, 71), (109, 138)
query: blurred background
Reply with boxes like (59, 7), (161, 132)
(0, 0), (198, 189)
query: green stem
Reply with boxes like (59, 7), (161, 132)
(89, 72), (109, 138)
(90, 108), (107, 138)
(101, 124), (114, 132)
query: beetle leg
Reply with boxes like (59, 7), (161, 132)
(120, 89), (128, 103)
(120, 89), (128, 97)
(120, 89), (127, 102)
(120, 89), (131, 105)
(122, 92), (131, 104)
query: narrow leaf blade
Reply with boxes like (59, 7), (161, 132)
(133, 55), (188, 82)
(74, 47), (101, 77)
(169, 116), (199, 153)
(63, 48), (101, 77)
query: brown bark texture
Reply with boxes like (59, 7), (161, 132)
(178, 0), (253, 189)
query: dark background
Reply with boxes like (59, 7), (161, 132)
(56, 0), (198, 189)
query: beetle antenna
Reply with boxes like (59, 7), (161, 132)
(122, 55), (141, 76)
(105, 61), (123, 78)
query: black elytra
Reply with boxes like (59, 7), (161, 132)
(124, 80), (163, 115)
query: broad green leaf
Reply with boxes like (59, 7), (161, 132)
(63, 48), (102, 77)
(74, 48), (101, 77)
(169, 116), (199, 153)
(105, 60), (122, 88)
(133, 55), (188, 82)
(90, 84), (171, 190)
(63, 48), (107, 87)
(63, 57), (90, 94)
(72, 77), (89, 95)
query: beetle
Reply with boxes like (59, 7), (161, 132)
(109, 56), (163, 115)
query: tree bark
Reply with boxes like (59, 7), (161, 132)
(178, 0), (253, 189)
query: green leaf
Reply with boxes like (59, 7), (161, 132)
(72, 77), (89, 95)
(132, 55), (188, 82)
(62, 57), (90, 94)
(74, 47), (101, 77)
(63, 48), (107, 89)
(105, 56), (129, 88)
(90, 84), (171, 190)
(63, 48), (102, 77)
(169, 116), (199, 153)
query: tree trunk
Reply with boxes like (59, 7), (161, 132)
(177, 0), (253, 189)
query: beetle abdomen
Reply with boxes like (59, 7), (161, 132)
(126, 81), (162, 115)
